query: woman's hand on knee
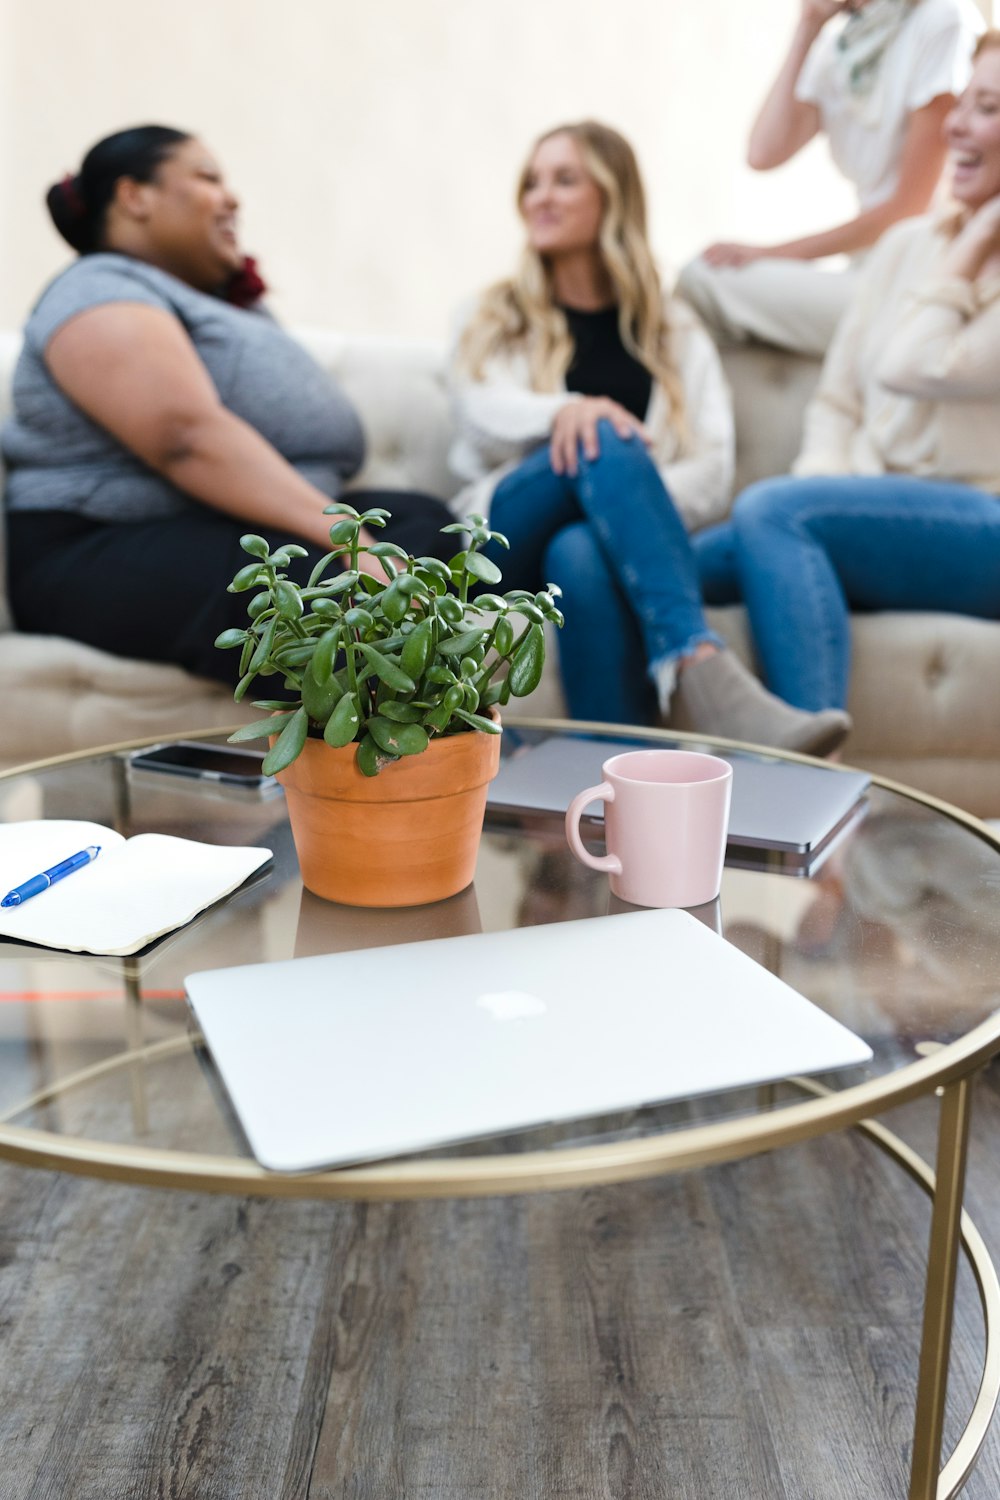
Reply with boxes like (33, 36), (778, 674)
(702, 241), (769, 268)
(549, 397), (650, 476)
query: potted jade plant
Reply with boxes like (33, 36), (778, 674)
(216, 504), (563, 907)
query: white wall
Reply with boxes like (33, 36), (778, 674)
(0, 0), (991, 336)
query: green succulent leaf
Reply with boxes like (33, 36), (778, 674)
(316, 569), (360, 595)
(400, 617), (434, 679)
(215, 628), (246, 650)
(435, 596), (464, 626)
(367, 716), (430, 757)
(437, 627), (488, 657)
(248, 614), (278, 673)
(376, 701), (425, 723)
(261, 706), (308, 773)
(311, 625), (343, 682)
(229, 562), (267, 593)
(356, 732), (395, 777)
(462, 552), (502, 585)
(493, 617), (515, 656)
(510, 599), (546, 625)
(472, 593), (507, 614)
(272, 642), (315, 667)
(358, 643), (415, 693)
(415, 556), (452, 581)
(423, 701), (452, 732)
(367, 541), (410, 560)
(228, 712), (297, 743)
(274, 581), (304, 621)
(324, 692), (362, 747)
(508, 622), (545, 697)
(239, 534), (270, 558)
(302, 668), (340, 724)
(380, 584), (409, 624)
(451, 708), (501, 734)
(327, 518), (361, 545)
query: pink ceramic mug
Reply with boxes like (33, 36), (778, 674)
(565, 749), (733, 909)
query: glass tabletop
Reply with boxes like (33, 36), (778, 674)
(0, 720), (998, 1190)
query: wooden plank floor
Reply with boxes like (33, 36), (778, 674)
(1, 1068), (999, 1498)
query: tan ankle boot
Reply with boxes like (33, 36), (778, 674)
(669, 651), (851, 758)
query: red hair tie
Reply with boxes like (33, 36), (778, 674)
(224, 255), (268, 309)
(59, 173), (86, 221)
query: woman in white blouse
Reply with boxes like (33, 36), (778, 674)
(695, 31), (1000, 712)
(679, 0), (984, 357)
(449, 119), (850, 753)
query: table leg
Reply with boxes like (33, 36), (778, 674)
(908, 1075), (975, 1500)
(121, 961), (149, 1137)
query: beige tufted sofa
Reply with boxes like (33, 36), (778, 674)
(2, 330), (998, 815)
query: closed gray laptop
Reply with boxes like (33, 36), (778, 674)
(487, 736), (870, 857)
(186, 908), (872, 1173)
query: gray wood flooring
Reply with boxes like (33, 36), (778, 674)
(1, 1067), (999, 1499)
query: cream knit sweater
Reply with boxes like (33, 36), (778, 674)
(795, 212), (1000, 495)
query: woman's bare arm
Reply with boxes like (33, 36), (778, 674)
(706, 95), (953, 267)
(746, 1), (841, 170)
(45, 303), (351, 551)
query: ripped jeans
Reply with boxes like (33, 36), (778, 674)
(485, 423), (721, 725)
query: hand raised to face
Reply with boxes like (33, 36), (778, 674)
(800, 0), (856, 29)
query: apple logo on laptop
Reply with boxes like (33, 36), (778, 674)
(476, 990), (547, 1021)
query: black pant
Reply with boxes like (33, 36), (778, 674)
(6, 491), (455, 687)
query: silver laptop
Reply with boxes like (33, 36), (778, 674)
(487, 736), (870, 862)
(186, 908), (872, 1173)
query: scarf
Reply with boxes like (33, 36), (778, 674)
(835, 0), (915, 120)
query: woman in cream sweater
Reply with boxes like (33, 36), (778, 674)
(449, 119), (850, 754)
(697, 31), (1000, 713)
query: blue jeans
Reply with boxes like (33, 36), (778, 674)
(486, 424), (721, 724)
(693, 475), (1000, 711)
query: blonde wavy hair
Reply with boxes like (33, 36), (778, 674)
(457, 120), (687, 441)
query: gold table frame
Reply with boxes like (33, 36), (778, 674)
(1, 722), (998, 1500)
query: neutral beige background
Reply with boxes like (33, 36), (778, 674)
(0, 0), (992, 337)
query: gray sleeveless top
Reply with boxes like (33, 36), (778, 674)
(2, 253), (365, 521)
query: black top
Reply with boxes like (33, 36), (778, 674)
(562, 304), (653, 421)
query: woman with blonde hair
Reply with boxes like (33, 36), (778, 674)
(679, 0), (984, 357)
(449, 119), (850, 752)
(695, 31), (1000, 715)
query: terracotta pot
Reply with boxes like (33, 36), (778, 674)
(275, 723), (502, 907)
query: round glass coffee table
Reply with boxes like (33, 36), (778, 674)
(0, 719), (998, 1500)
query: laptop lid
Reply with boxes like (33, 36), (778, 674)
(487, 736), (871, 856)
(186, 908), (872, 1173)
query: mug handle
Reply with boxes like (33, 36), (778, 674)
(565, 781), (622, 875)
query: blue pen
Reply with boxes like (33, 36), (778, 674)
(1, 845), (101, 908)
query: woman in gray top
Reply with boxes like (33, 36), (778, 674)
(2, 125), (451, 683)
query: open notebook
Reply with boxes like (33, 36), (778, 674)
(186, 908), (873, 1172)
(0, 820), (272, 956)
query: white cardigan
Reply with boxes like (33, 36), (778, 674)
(447, 298), (735, 532)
